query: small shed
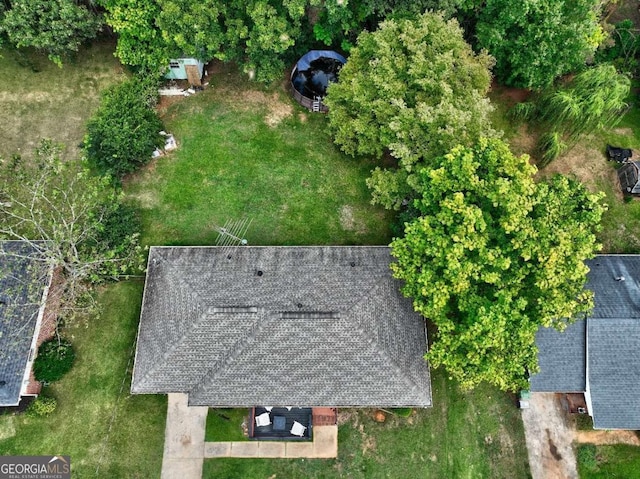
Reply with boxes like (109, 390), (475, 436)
(164, 58), (204, 86)
(618, 161), (640, 195)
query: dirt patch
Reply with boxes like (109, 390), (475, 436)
(538, 142), (617, 195)
(574, 429), (640, 446)
(339, 205), (368, 234)
(490, 80), (532, 106)
(0, 416), (16, 441)
(521, 393), (578, 479)
(509, 125), (538, 159)
(157, 96), (185, 115)
(213, 86), (293, 127)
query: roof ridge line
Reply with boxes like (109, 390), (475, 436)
(344, 278), (424, 394)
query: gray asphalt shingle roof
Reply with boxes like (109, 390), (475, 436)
(132, 246), (432, 407)
(0, 241), (50, 406)
(530, 319), (586, 393)
(532, 255), (640, 429)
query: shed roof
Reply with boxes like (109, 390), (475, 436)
(0, 241), (51, 406)
(132, 246), (432, 407)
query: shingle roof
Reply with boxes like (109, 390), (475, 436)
(530, 319), (586, 393)
(132, 246), (432, 407)
(585, 255), (640, 430)
(0, 241), (51, 406)
(588, 317), (640, 430)
(532, 255), (640, 429)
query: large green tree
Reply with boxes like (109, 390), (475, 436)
(325, 12), (495, 209)
(1, 0), (102, 66)
(391, 138), (604, 391)
(472, 0), (604, 89)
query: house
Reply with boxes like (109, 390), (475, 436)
(531, 255), (640, 430)
(131, 246), (432, 410)
(0, 241), (55, 407)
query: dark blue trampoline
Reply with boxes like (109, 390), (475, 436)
(291, 50), (346, 112)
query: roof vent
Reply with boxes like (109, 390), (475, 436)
(227, 255), (232, 260)
(256, 270), (263, 277)
(297, 303), (303, 308)
(350, 261), (356, 267)
(615, 276), (626, 282)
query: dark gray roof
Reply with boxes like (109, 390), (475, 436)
(532, 255), (640, 429)
(132, 246), (432, 407)
(588, 317), (640, 430)
(530, 319), (586, 392)
(0, 241), (51, 406)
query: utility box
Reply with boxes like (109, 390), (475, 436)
(165, 58), (204, 86)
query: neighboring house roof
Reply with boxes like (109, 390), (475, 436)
(0, 241), (51, 406)
(132, 246), (432, 407)
(531, 255), (640, 429)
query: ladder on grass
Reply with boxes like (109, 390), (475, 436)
(312, 96), (321, 112)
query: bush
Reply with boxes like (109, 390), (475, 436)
(33, 338), (75, 383)
(25, 395), (57, 418)
(94, 202), (141, 251)
(84, 77), (164, 178)
(577, 444), (598, 472)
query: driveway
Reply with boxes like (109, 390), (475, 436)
(521, 393), (578, 479)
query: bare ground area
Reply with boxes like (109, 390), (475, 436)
(521, 393), (578, 479)
(574, 429), (640, 446)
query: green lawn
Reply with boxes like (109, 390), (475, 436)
(203, 369), (530, 479)
(578, 444), (640, 478)
(0, 282), (166, 478)
(205, 409), (249, 442)
(0, 40), (125, 160)
(125, 65), (392, 247)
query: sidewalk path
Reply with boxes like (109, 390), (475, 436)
(161, 393), (208, 479)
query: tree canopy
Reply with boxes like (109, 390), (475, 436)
(1, 0), (102, 66)
(0, 140), (145, 321)
(391, 138), (605, 391)
(473, 0), (604, 89)
(325, 12), (495, 209)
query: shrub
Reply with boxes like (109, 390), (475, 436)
(33, 338), (75, 383)
(84, 77), (164, 178)
(25, 395), (57, 418)
(94, 202), (141, 251)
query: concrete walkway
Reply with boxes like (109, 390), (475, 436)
(161, 393), (208, 479)
(204, 425), (338, 458)
(521, 393), (578, 479)
(161, 395), (338, 479)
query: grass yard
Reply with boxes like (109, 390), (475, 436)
(203, 369), (530, 479)
(205, 409), (249, 442)
(0, 40), (125, 160)
(577, 444), (640, 478)
(125, 64), (392, 246)
(0, 282), (166, 478)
